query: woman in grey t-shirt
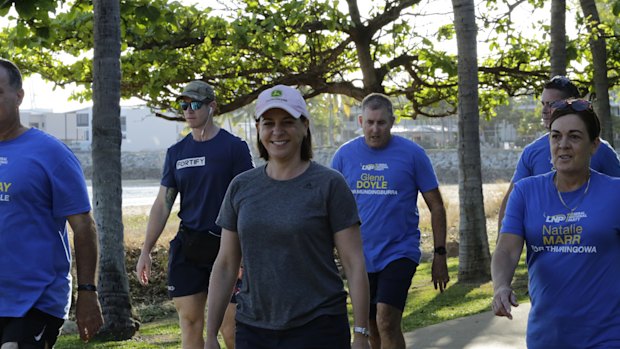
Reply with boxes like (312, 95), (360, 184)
(206, 85), (371, 349)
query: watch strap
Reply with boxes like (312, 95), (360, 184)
(434, 246), (447, 255)
(77, 284), (97, 292)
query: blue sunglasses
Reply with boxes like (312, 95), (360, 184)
(180, 101), (204, 111)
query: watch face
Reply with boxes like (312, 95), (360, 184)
(354, 327), (370, 336)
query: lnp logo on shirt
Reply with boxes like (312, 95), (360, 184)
(0, 157), (7, 166)
(361, 163), (389, 171)
(545, 211), (587, 223)
(176, 157), (206, 170)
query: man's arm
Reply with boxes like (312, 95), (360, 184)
(67, 212), (104, 342)
(421, 188), (449, 292)
(136, 186), (177, 285)
(497, 182), (515, 243)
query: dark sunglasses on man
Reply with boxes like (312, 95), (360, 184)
(180, 100), (205, 111)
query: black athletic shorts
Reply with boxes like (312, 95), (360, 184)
(167, 233), (243, 302)
(167, 233), (212, 298)
(368, 257), (418, 318)
(236, 313), (351, 349)
(0, 307), (64, 348)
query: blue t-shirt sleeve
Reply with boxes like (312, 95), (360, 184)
(330, 149), (342, 172)
(161, 147), (177, 188)
(512, 151), (532, 183)
(591, 140), (620, 177)
(500, 181), (526, 237)
(414, 150), (439, 193)
(51, 153), (91, 217)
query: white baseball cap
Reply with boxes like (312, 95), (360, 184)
(255, 85), (310, 120)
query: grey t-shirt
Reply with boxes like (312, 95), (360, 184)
(217, 162), (360, 330)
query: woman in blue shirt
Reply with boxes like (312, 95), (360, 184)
(492, 99), (620, 348)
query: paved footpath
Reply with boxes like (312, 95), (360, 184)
(404, 302), (530, 349)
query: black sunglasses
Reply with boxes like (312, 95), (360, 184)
(180, 101), (204, 111)
(550, 99), (592, 112)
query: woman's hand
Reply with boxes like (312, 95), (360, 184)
(492, 285), (519, 319)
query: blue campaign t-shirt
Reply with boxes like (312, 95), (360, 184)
(161, 129), (254, 233)
(0, 128), (91, 319)
(512, 133), (620, 182)
(501, 171), (620, 348)
(332, 136), (439, 272)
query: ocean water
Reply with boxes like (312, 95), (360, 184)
(87, 180), (160, 207)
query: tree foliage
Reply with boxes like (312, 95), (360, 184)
(0, 0), (60, 22)
(6, 0), (618, 122)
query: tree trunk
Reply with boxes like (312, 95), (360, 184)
(451, 0), (491, 283)
(346, 0), (381, 91)
(580, 0), (613, 146)
(92, 0), (138, 340)
(550, 0), (567, 77)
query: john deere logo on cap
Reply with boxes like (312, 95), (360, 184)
(271, 90), (283, 97)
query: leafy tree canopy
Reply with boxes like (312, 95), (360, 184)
(1, 0), (619, 120)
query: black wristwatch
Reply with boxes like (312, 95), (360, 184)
(434, 246), (447, 256)
(77, 284), (97, 292)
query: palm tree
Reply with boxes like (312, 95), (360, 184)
(451, 0), (491, 282)
(92, 0), (138, 339)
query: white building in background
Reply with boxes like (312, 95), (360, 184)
(20, 105), (185, 152)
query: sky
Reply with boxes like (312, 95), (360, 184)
(21, 75), (92, 112)
(8, 0), (557, 113)
(20, 74), (144, 112)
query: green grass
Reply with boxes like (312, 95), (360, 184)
(401, 255), (529, 330)
(56, 317), (181, 348)
(57, 253), (529, 348)
(56, 316), (228, 348)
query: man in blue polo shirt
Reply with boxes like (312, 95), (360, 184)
(0, 58), (103, 347)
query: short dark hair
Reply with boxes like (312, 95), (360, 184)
(550, 100), (600, 141)
(361, 93), (394, 118)
(0, 58), (23, 90)
(256, 116), (313, 161)
(543, 76), (580, 99)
